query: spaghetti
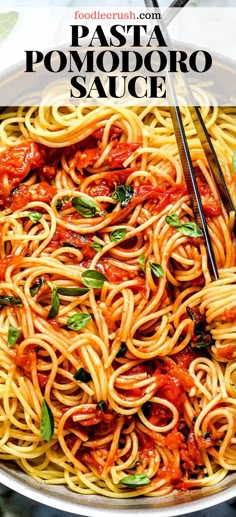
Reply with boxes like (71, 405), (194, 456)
(0, 103), (235, 498)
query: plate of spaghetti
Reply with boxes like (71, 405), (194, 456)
(0, 97), (235, 516)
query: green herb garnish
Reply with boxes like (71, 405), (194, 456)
(10, 186), (19, 196)
(73, 367), (92, 383)
(27, 212), (42, 224)
(90, 242), (103, 252)
(96, 400), (107, 413)
(30, 277), (45, 297)
(71, 196), (102, 218)
(138, 254), (146, 272)
(40, 398), (54, 442)
(47, 283), (60, 319)
(62, 242), (79, 249)
(178, 222), (203, 238)
(0, 12), (19, 43)
(55, 286), (89, 296)
(112, 185), (134, 208)
(165, 211), (203, 238)
(8, 326), (21, 348)
(165, 212), (181, 227)
(119, 474), (151, 487)
(194, 333), (214, 348)
(81, 270), (108, 289)
(203, 432), (211, 439)
(56, 199), (63, 211)
(0, 296), (22, 307)
(232, 150), (236, 174)
(149, 262), (165, 278)
(67, 313), (91, 331)
(110, 228), (127, 242)
(116, 343), (127, 358)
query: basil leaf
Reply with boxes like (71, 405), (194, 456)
(40, 398), (54, 442)
(0, 296), (22, 307)
(116, 343), (127, 358)
(30, 277), (45, 297)
(57, 286), (89, 296)
(138, 254), (146, 272)
(62, 242), (79, 249)
(112, 185), (134, 208)
(96, 400), (107, 413)
(71, 196), (102, 218)
(47, 284), (60, 319)
(81, 270), (108, 288)
(203, 432), (211, 439)
(110, 228), (127, 242)
(0, 11), (18, 42)
(27, 212), (42, 224)
(165, 212), (181, 227)
(10, 186), (19, 196)
(73, 367), (92, 383)
(67, 313), (91, 331)
(232, 150), (236, 174)
(8, 326), (21, 348)
(186, 307), (196, 321)
(119, 474), (151, 487)
(165, 212), (203, 238)
(194, 335), (214, 348)
(90, 242), (103, 252)
(149, 262), (165, 278)
(56, 199), (63, 212)
(33, 346), (41, 353)
(178, 222), (203, 238)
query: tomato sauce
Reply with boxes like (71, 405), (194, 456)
(154, 361), (194, 413)
(172, 346), (201, 369)
(164, 428), (185, 449)
(72, 125), (121, 152)
(50, 229), (95, 259)
(0, 141), (45, 199)
(64, 406), (115, 429)
(35, 182), (57, 202)
(196, 178), (221, 217)
(76, 449), (103, 474)
(0, 141), (45, 180)
(74, 143), (139, 170)
(37, 373), (49, 388)
(92, 125), (121, 141)
(180, 430), (204, 470)
(136, 430), (155, 454)
(96, 259), (127, 283)
(87, 181), (111, 198)
(15, 345), (36, 377)
(8, 182), (56, 211)
(143, 401), (173, 427)
(223, 305), (236, 321)
(156, 463), (182, 484)
(217, 344), (235, 359)
(0, 256), (22, 281)
(132, 184), (187, 212)
(10, 184), (33, 211)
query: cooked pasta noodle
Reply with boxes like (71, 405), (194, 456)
(0, 103), (235, 498)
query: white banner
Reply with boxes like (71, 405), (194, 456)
(0, 7), (235, 106)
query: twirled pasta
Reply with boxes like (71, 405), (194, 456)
(0, 103), (235, 498)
